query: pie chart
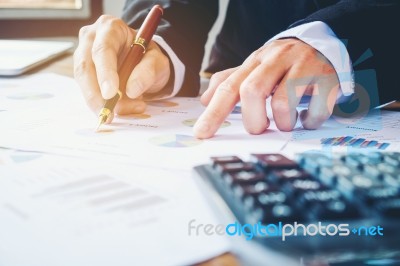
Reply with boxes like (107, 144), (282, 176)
(146, 100), (179, 107)
(149, 134), (203, 148)
(118, 113), (151, 120)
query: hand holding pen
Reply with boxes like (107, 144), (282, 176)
(73, 5), (168, 129)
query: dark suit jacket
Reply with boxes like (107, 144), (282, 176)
(122, 0), (400, 105)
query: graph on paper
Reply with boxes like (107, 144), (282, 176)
(321, 136), (390, 150)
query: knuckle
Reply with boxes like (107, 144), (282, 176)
(320, 62), (336, 76)
(96, 16), (125, 37)
(96, 14), (115, 25)
(106, 17), (124, 29)
(244, 49), (263, 65)
(100, 17), (125, 34)
(301, 46), (316, 59)
(248, 49), (261, 61)
(73, 58), (92, 79)
(240, 81), (266, 99)
(210, 71), (227, 85)
(275, 40), (296, 54)
(216, 81), (237, 96)
(78, 25), (93, 39)
(91, 42), (109, 57)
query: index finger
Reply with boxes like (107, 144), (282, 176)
(91, 17), (130, 99)
(193, 63), (257, 138)
(73, 25), (104, 113)
(193, 80), (239, 139)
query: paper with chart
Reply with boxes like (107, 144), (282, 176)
(280, 107), (400, 156)
(0, 149), (230, 266)
(0, 73), (289, 170)
(1, 73), (399, 166)
(1, 72), (400, 266)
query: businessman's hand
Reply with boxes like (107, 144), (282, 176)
(74, 15), (170, 117)
(194, 38), (340, 138)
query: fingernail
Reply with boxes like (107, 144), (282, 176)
(101, 80), (115, 99)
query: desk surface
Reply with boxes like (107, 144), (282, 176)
(27, 47), (241, 266)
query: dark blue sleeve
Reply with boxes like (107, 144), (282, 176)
(121, 0), (218, 97)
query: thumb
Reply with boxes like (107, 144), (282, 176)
(125, 43), (170, 99)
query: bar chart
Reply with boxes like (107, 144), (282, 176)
(320, 136), (390, 150)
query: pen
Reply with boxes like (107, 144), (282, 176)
(95, 5), (164, 131)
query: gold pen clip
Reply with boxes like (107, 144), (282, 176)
(133, 37), (147, 54)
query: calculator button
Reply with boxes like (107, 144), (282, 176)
(358, 186), (399, 206)
(251, 154), (298, 171)
(216, 162), (255, 174)
(311, 200), (360, 220)
(332, 165), (353, 177)
(285, 179), (325, 200)
(362, 164), (383, 179)
(268, 169), (313, 184)
(377, 162), (398, 175)
(383, 154), (400, 167)
(211, 155), (242, 166)
(358, 153), (383, 164)
(232, 170), (264, 182)
(375, 198), (400, 218)
(233, 181), (271, 199)
(337, 175), (382, 198)
(319, 167), (338, 186)
(298, 189), (342, 207)
(344, 154), (363, 170)
(224, 170), (265, 186)
(252, 203), (300, 224)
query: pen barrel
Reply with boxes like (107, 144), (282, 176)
(136, 5), (163, 42)
(118, 44), (145, 95)
(117, 5), (163, 96)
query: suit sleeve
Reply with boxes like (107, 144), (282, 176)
(121, 0), (218, 97)
(291, 0), (400, 104)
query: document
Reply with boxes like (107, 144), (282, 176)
(1, 73), (399, 165)
(0, 73), (289, 170)
(280, 108), (400, 156)
(1, 73), (399, 266)
(0, 149), (230, 266)
(0, 73), (290, 266)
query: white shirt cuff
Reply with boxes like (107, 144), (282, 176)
(151, 35), (185, 99)
(266, 21), (354, 102)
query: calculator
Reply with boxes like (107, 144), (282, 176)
(193, 152), (400, 265)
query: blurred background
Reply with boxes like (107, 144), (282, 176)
(0, 0), (228, 71)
